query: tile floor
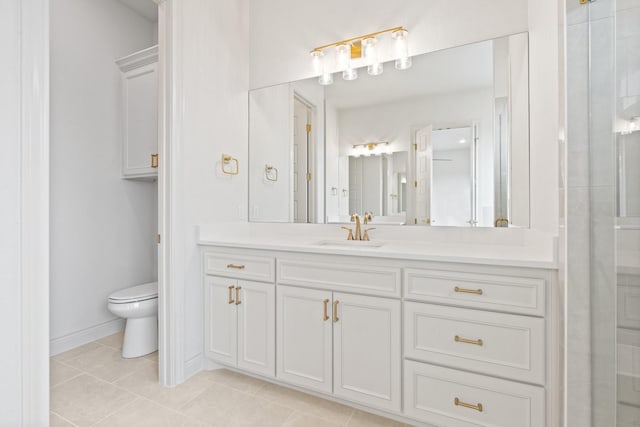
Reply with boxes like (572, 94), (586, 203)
(50, 332), (412, 426)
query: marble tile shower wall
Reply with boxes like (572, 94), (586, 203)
(566, 0), (617, 426)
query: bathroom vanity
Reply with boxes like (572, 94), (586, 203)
(198, 224), (560, 426)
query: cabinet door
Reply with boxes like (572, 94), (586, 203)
(122, 63), (158, 178)
(277, 285), (332, 393)
(333, 293), (401, 412)
(237, 280), (275, 377)
(204, 276), (237, 366)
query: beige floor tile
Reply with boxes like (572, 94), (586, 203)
(348, 409), (412, 427)
(96, 331), (124, 350)
(204, 369), (269, 394)
(52, 342), (102, 363)
(256, 383), (353, 425)
(50, 411), (75, 427)
(115, 364), (213, 411)
(93, 397), (188, 427)
(144, 351), (159, 362)
(50, 360), (82, 387)
(223, 395), (293, 427)
(179, 382), (257, 425)
(64, 344), (153, 383)
(50, 374), (136, 427)
(283, 411), (343, 427)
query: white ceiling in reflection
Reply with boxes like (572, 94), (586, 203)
(326, 39), (494, 110)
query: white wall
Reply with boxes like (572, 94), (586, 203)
(249, 0), (560, 233)
(50, 0), (157, 351)
(0, 2), (25, 422)
(173, 0), (250, 372)
(249, 0), (528, 90)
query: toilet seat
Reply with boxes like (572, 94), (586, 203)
(108, 282), (158, 304)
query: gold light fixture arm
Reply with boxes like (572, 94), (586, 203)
(310, 26), (406, 53)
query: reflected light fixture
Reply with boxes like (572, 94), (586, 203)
(352, 141), (390, 150)
(310, 26), (411, 85)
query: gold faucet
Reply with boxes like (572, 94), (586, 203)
(363, 212), (373, 224)
(350, 214), (362, 240)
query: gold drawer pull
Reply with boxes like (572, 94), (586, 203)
(235, 286), (241, 305)
(454, 397), (483, 412)
(323, 299), (330, 321)
(454, 335), (483, 346)
(227, 264), (245, 270)
(454, 286), (483, 295)
(151, 153), (159, 168)
(333, 300), (339, 322)
(228, 285), (235, 304)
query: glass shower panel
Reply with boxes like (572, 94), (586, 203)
(616, 2), (640, 426)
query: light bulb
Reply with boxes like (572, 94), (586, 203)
(363, 37), (383, 76)
(392, 29), (412, 70)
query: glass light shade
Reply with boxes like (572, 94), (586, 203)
(335, 44), (357, 81)
(342, 67), (358, 81)
(311, 50), (333, 85)
(363, 37), (383, 76)
(392, 29), (412, 70)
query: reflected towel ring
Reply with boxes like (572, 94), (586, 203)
(265, 165), (278, 181)
(221, 154), (239, 175)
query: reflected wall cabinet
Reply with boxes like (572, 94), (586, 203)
(116, 45), (158, 179)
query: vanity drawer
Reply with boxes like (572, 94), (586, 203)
(404, 268), (546, 316)
(204, 252), (275, 282)
(277, 259), (401, 297)
(404, 302), (545, 384)
(404, 360), (545, 427)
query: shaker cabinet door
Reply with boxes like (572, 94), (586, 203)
(122, 63), (158, 178)
(333, 292), (401, 412)
(237, 280), (275, 377)
(204, 276), (237, 366)
(276, 285), (333, 393)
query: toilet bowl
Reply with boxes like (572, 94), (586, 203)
(107, 282), (158, 358)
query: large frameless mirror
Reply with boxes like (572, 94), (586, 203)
(248, 32), (530, 227)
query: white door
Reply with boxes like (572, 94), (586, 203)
(277, 285), (333, 393)
(293, 98), (311, 223)
(415, 125), (433, 225)
(237, 280), (275, 377)
(333, 293), (401, 412)
(204, 276), (237, 366)
(122, 62), (158, 177)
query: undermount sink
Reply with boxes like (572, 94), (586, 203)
(313, 240), (385, 248)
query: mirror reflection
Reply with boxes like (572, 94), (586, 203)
(249, 33), (529, 227)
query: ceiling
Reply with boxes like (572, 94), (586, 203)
(325, 39), (494, 111)
(117, 0), (158, 22)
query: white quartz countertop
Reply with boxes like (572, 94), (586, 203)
(197, 223), (558, 269)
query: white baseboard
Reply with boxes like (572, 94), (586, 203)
(50, 318), (125, 356)
(183, 354), (203, 382)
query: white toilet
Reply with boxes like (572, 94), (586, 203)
(107, 282), (158, 358)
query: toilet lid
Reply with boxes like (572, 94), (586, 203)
(108, 282), (158, 302)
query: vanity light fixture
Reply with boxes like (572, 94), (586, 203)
(352, 141), (390, 151)
(310, 26), (411, 85)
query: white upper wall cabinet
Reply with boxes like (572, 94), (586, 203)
(116, 45), (158, 179)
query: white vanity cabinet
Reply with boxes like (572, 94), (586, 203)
(203, 253), (276, 378)
(116, 46), (158, 179)
(276, 285), (401, 411)
(200, 244), (559, 426)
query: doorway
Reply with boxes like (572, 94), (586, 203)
(293, 96), (314, 223)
